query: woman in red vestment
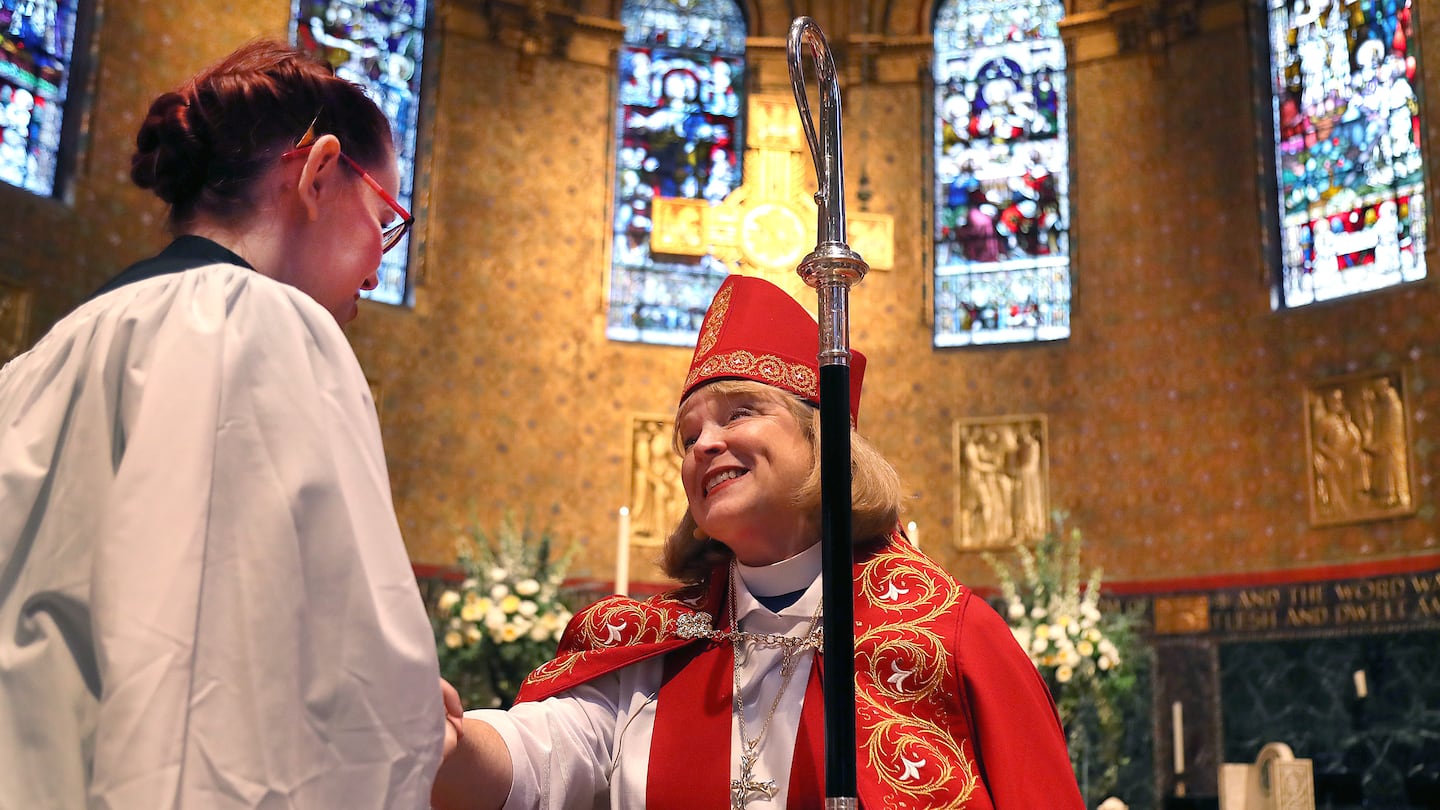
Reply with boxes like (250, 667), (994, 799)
(433, 275), (1082, 810)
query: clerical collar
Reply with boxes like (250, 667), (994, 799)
(735, 542), (822, 598)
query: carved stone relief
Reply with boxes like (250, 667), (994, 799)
(626, 414), (686, 548)
(0, 278), (33, 364)
(1304, 370), (1415, 526)
(952, 414), (1048, 550)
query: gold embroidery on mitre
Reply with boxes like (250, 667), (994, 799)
(694, 282), (733, 357)
(681, 350), (819, 401)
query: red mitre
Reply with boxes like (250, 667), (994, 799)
(680, 274), (866, 425)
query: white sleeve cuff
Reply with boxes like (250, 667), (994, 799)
(466, 709), (538, 810)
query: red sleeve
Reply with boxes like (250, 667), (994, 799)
(955, 592), (1085, 810)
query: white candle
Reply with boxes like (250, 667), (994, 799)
(615, 507), (631, 596)
(1172, 701), (1185, 775)
(1353, 669), (1368, 699)
(906, 521), (920, 549)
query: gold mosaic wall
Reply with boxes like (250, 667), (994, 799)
(0, 2), (288, 335)
(343, 14), (692, 580)
(4, 0), (1438, 589)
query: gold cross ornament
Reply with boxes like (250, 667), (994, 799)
(651, 95), (893, 299)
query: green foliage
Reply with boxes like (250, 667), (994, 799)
(983, 512), (1142, 805)
(432, 513), (575, 708)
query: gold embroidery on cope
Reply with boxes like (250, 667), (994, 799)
(524, 650), (582, 685)
(853, 545), (981, 806)
(524, 596), (684, 687)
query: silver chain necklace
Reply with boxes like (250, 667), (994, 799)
(675, 564), (823, 809)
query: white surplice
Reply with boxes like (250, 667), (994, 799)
(0, 261), (443, 808)
(473, 543), (822, 810)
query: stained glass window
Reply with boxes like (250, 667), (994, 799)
(1261, 0), (1426, 308)
(932, 0), (1069, 347)
(1, 0), (86, 197)
(607, 0), (746, 345)
(293, 0), (430, 307)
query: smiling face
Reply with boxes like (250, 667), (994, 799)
(676, 381), (818, 565)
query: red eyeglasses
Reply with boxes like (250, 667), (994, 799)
(282, 125), (415, 253)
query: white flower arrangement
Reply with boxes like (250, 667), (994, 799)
(983, 512), (1139, 807)
(432, 514), (574, 708)
(984, 515), (1125, 688)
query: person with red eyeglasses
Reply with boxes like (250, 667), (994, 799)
(0, 40), (454, 809)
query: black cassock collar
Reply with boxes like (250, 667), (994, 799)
(88, 235), (255, 302)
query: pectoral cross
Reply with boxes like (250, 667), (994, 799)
(730, 745), (778, 809)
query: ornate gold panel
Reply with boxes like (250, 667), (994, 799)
(847, 212), (894, 272)
(1154, 594), (1211, 635)
(749, 94), (804, 150)
(0, 278), (33, 364)
(1303, 369), (1416, 527)
(625, 413), (686, 548)
(650, 197), (708, 257)
(952, 414), (1048, 550)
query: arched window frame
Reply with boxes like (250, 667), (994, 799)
(605, 0), (748, 346)
(930, 0), (1071, 347)
(292, 0), (436, 308)
(1252, 0), (1428, 309)
(0, 0), (101, 203)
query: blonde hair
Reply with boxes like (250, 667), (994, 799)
(661, 380), (905, 584)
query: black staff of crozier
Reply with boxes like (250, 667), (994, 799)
(786, 17), (868, 810)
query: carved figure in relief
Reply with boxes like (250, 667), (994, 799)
(650, 431), (685, 540)
(1312, 387), (1364, 513)
(1013, 429), (1045, 542)
(631, 421), (685, 544)
(960, 427), (1003, 546)
(1309, 398), (1333, 507)
(1362, 377), (1408, 507)
(630, 424), (655, 535)
(990, 426), (1018, 542)
(959, 423), (1041, 547)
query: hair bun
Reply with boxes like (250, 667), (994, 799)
(130, 90), (211, 207)
(129, 40), (392, 226)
